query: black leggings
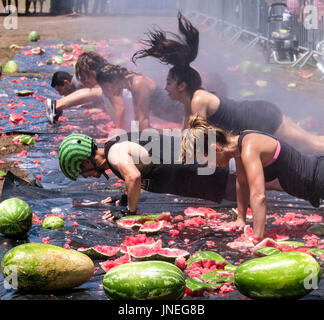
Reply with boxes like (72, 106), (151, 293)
(142, 164), (234, 204)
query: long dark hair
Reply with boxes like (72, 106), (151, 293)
(132, 12), (202, 97)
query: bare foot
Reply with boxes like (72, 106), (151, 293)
(233, 218), (246, 231)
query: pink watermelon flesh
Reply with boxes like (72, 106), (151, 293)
(120, 234), (155, 253)
(139, 221), (164, 232)
(156, 248), (190, 258)
(127, 240), (162, 258)
(184, 207), (216, 217)
(175, 256), (187, 270)
(93, 245), (120, 257)
(186, 260), (227, 278)
(117, 219), (142, 229)
(99, 254), (131, 272)
(253, 238), (282, 251)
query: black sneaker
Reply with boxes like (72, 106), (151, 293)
(46, 99), (62, 124)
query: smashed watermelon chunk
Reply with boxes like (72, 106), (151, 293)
(78, 245), (120, 260)
(99, 254), (131, 272)
(120, 234), (155, 253)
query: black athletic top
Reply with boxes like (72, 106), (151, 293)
(207, 96), (283, 135)
(238, 130), (320, 207)
(104, 132), (231, 203)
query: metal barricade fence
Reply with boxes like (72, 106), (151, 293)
(183, 0), (324, 65)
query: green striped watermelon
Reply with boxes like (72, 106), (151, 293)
(0, 198), (33, 237)
(187, 251), (230, 267)
(42, 216), (65, 230)
(103, 261), (185, 300)
(234, 252), (321, 299)
(1, 243), (94, 291)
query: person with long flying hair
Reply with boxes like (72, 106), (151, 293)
(132, 12), (324, 155)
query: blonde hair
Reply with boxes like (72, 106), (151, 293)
(181, 115), (229, 163)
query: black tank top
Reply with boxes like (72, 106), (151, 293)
(238, 130), (319, 206)
(104, 132), (230, 203)
(207, 96), (283, 134)
(104, 132), (183, 179)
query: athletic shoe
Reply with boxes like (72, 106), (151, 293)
(45, 98), (56, 124)
(46, 99), (62, 124)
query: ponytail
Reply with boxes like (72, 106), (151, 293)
(181, 115), (229, 163)
(132, 12), (202, 97)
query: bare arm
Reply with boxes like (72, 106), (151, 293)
(108, 94), (126, 129)
(56, 87), (103, 111)
(241, 147), (267, 240)
(107, 143), (144, 212)
(235, 157), (250, 225)
(132, 83), (151, 131)
(117, 157), (141, 212)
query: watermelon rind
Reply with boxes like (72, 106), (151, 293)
(129, 242), (190, 263)
(0, 198), (33, 237)
(139, 220), (164, 234)
(307, 224), (324, 236)
(127, 240), (162, 261)
(277, 241), (305, 248)
(308, 248), (324, 257)
(234, 252), (322, 299)
(16, 90), (34, 97)
(253, 246), (281, 257)
(103, 261), (186, 300)
(116, 219), (142, 230)
(118, 212), (170, 222)
(17, 135), (35, 145)
(187, 251), (230, 267)
(78, 245), (120, 260)
(1, 243), (94, 291)
(186, 277), (214, 292)
(42, 216), (65, 230)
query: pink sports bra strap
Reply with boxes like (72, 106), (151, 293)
(263, 141), (281, 168)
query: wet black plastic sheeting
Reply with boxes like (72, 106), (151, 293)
(1, 171), (324, 300)
(0, 55), (324, 300)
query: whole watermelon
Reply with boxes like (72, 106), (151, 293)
(1, 243), (94, 291)
(42, 216), (65, 230)
(234, 252), (321, 299)
(3, 60), (19, 73)
(103, 261), (186, 300)
(28, 30), (40, 42)
(0, 198), (33, 237)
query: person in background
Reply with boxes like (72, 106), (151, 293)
(92, 0), (107, 15)
(51, 71), (85, 96)
(286, 0), (301, 40)
(45, 52), (126, 126)
(74, 0), (88, 14)
(299, 0), (324, 43)
(2, 0), (18, 13)
(38, 0), (45, 14)
(25, 0), (36, 14)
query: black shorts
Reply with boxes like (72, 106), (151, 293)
(208, 97), (283, 135)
